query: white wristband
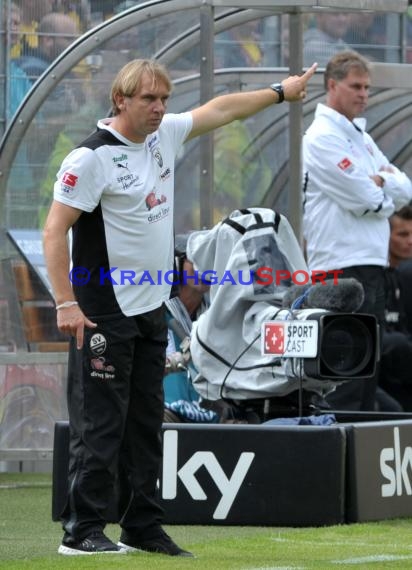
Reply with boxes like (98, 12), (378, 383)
(56, 301), (79, 310)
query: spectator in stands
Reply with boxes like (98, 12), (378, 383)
(54, 0), (91, 32)
(97, 0), (134, 20)
(212, 119), (272, 221)
(15, 11), (83, 205)
(277, 14), (291, 67)
(344, 13), (386, 61)
(303, 13), (351, 67)
(2, 2), (32, 120)
(388, 205), (412, 270)
(107, 0), (153, 58)
(379, 205), (412, 410)
(215, 19), (264, 68)
(15, 12), (79, 82)
(302, 50), (412, 411)
(163, 235), (218, 423)
(2, 2), (34, 209)
(178, 18), (273, 226)
(11, 0), (54, 58)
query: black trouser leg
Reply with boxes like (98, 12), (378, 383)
(118, 307), (167, 538)
(325, 266), (385, 411)
(61, 306), (167, 540)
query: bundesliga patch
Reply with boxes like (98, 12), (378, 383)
(337, 157), (354, 173)
(61, 172), (78, 194)
(62, 172), (78, 186)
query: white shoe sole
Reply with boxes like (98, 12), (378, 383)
(58, 544), (127, 555)
(117, 541), (142, 553)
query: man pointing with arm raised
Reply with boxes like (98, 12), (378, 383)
(43, 58), (316, 557)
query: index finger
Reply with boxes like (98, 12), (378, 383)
(301, 62), (318, 81)
(76, 322), (84, 350)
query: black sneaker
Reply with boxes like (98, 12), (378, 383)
(58, 531), (127, 555)
(118, 529), (193, 557)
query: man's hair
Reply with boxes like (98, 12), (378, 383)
(390, 204), (412, 226)
(324, 50), (370, 90)
(110, 59), (172, 115)
(37, 13), (78, 36)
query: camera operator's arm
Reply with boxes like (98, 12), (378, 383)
(165, 347), (190, 373)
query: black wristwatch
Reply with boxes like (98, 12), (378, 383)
(270, 83), (284, 104)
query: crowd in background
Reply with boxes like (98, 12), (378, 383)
(4, 2), (412, 121)
(3, 2), (412, 227)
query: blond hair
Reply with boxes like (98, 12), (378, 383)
(110, 59), (172, 115)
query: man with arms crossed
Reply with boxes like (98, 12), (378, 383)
(303, 51), (412, 411)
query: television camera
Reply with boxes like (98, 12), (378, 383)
(185, 208), (380, 421)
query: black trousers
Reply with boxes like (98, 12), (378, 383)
(61, 305), (167, 540)
(379, 330), (412, 411)
(325, 265), (385, 411)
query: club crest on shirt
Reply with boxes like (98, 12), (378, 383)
(153, 148), (163, 168)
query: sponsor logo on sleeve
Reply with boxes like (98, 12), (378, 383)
(61, 172), (78, 194)
(337, 157), (354, 173)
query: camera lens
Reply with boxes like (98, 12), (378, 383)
(320, 316), (373, 376)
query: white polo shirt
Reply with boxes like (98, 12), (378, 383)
(53, 113), (192, 317)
